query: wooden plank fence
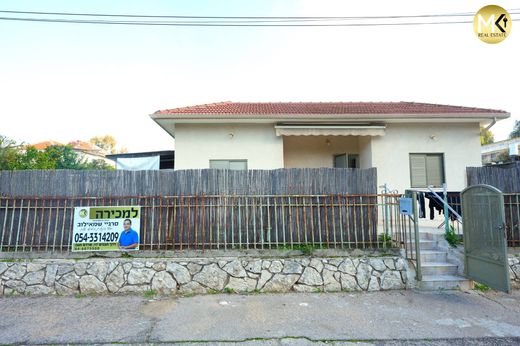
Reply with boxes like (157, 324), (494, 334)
(0, 168), (389, 252)
(0, 168), (377, 197)
(0, 194), (403, 252)
(467, 163), (520, 193)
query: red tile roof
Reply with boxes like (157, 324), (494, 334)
(31, 140), (63, 150)
(68, 140), (103, 152)
(153, 102), (508, 117)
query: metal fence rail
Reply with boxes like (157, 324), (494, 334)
(0, 194), (410, 252)
(505, 193), (520, 247)
(419, 191), (518, 247)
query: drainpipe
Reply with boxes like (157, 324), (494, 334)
(485, 117), (497, 131)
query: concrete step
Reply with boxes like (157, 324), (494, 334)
(419, 250), (448, 262)
(421, 261), (458, 275)
(409, 232), (444, 241)
(419, 274), (473, 290)
(418, 240), (438, 250)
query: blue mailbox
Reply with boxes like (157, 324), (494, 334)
(399, 198), (413, 216)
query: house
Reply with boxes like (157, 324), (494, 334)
(481, 137), (520, 165)
(150, 102), (510, 193)
(31, 140), (115, 167)
(31, 140), (64, 150)
(106, 150), (175, 170)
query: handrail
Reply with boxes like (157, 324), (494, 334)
(426, 186), (462, 222)
(411, 191), (422, 281)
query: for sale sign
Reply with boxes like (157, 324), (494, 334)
(72, 206), (141, 252)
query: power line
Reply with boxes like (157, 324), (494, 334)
(0, 9), (487, 20)
(0, 9), (518, 27)
(1, 16), (519, 27)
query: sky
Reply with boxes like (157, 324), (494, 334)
(0, 0), (518, 152)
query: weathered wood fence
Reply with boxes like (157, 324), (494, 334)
(0, 194), (403, 252)
(0, 168), (392, 252)
(0, 168), (377, 197)
(467, 163), (520, 193)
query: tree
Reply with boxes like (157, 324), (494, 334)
(480, 127), (495, 145)
(509, 120), (520, 139)
(44, 145), (83, 169)
(0, 135), (20, 170)
(0, 135), (114, 170)
(90, 135), (117, 154)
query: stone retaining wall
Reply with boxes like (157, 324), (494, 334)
(510, 255), (520, 288)
(0, 256), (408, 296)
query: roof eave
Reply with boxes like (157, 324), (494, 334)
(151, 112), (510, 121)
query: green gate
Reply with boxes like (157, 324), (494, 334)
(461, 185), (510, 293)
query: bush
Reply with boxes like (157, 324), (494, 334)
(378, 233), (393, 247)
(444, 226), (462, 247)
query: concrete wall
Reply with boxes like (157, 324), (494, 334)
(283, 136), (360, 168)
(174, 124), (284, 170)
(370, 123), (482, 193)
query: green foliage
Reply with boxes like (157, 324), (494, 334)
(510, 120), (520, 139)
(444, 226), (462, 247)
(0, 135), (114, 170)
(0, 135), (20, 170)
(223, 287), (235, 294)
(480, 127), (495, 145)
(474, 282), (490, 292)
(276, 243), (327, 255)
(144, 289), (157, 298)
(496, 151), (512, 163)
(90, 135), (117, 154)
(378, 233), (393, 247)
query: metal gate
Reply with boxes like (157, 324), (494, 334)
(461, 185), (510, 293)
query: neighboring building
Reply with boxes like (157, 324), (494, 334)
(150, 101), (509, 192)
(31, 140), (64, 150)
(106, 151), (175, 170)
(31, 140), (115, 167)
(481, 138), (520, 165)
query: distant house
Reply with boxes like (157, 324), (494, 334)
(31, 140), (64, 150)
(150, 101), (510, 192)
(481, 138), (520, 165)
(31, 140), (115, 167)
(106, 151), (175, 170)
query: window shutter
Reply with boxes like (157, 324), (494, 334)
(209, 160), (229, 169)
(229, 160), (247, 170)
(334, 154), (347, 168)
(426, 155), (444, 187)
(410, 154), (427, 187)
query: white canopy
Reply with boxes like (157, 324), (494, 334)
(274, 125), (386, 137)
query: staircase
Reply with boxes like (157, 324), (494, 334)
(415, 231), (473, 290)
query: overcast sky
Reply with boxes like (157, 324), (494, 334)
(0, 0), (518, 152)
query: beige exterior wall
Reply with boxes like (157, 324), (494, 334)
(370, 123), (481, 193)
(358, 136), (373, 169)
(174, 124), (284, 169)
(283, 136), (360, 168)
(173, 121), (481, 193)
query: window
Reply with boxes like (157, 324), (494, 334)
(409, 153), (445, 188)
(333, 154), (359, 168)
(209, 159), (248, 170)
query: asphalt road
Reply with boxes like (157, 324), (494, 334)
(0, 290), (519, 345)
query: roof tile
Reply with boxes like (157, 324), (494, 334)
(153, 101), (507, 117)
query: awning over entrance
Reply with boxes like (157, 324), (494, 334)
(274, 125), (386, 137)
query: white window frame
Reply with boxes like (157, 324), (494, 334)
(209, 159), (248, 170)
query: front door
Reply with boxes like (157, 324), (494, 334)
(461, 185), (510, 293)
